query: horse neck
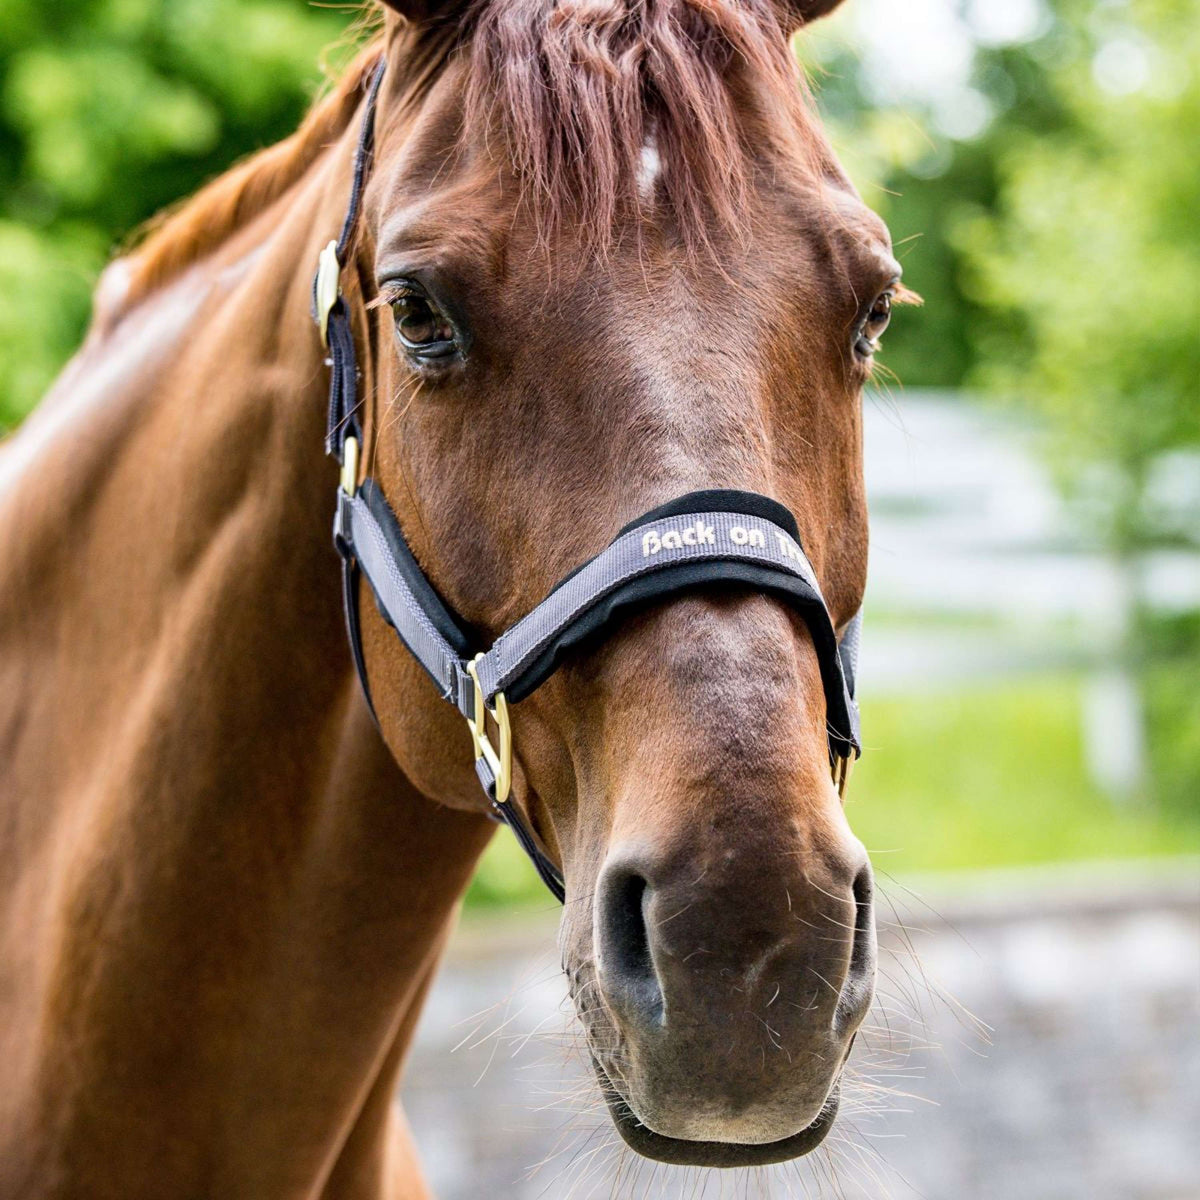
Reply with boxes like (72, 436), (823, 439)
(0, 105), (493, 1191)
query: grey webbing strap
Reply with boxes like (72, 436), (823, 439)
(336, 491), (472, 714)
(474, 510), (828, 701)
(838, 609), (862, 700)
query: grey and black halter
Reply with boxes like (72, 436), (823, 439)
(315, 61), (863, 904)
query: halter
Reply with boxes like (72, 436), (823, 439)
(314, 61), (862, 904)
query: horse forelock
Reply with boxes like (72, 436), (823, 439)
(462, 0), (824, 254)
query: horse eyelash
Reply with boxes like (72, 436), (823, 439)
(367, 284), (419, 311)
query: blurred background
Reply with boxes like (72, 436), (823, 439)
(1, 0), (1197, 1196)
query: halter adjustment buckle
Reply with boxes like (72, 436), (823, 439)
(466, 654), (512, 803)
(316, 239), (341, 348)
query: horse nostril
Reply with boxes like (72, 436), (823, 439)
(850, 863), (874, 973)
(597, 866), (664, 1029)
(837, 860), (877, 1035)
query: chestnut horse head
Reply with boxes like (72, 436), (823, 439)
(0, 0), (912, 1185)
(346, 0), (900, 1165)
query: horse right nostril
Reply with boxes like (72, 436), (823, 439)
(597, 866), (664, 1029)
(836, 860), (878, 1035)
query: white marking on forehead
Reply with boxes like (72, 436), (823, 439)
(637, 130), (661, 201)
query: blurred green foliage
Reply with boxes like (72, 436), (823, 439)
(0, 0), (362, 429)
(959, 0), (1200, 551)
(807, 0), (1199, 486)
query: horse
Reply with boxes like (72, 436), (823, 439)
(0, 0), (914, 1193)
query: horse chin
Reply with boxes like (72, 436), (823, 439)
(588, 1055), (841, 1168)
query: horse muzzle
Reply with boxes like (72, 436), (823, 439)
(564, 767), (876, 1165)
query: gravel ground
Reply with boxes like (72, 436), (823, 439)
(402, 860), (1200, 1200)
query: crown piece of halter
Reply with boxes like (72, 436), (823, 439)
(313, 60), (863, 905)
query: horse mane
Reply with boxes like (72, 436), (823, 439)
(122, 43), (385, 308)
(463, 0), (825, 253)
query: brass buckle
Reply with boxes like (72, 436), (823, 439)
(466, 654), (512, 803)
(315, 239), (341, 348)
(832, 754), (853, 799)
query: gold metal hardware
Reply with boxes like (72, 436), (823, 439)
(340, 435), (359, 497)
(316, 239), (341, 348)
(466, 654), (512, 803)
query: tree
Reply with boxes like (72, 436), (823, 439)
(960, 0), (1199, 540)
(958, 0), (1200, 805)
(0, 0), (365, 429)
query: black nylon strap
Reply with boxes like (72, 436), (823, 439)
(495, 799), (566, 901)
(341, 556), (378, 726)
(324, 301), (362, 459)
(335, 61), (386, 260)
(317, 57), (386, 464)
(475, 755), (567, 902)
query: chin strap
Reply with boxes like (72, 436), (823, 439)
(312, 58), (863, 907)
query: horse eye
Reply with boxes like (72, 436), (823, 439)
(856, 291), (892, 358)
(391, 290), (456, 354)
(867, 292), (891, 336)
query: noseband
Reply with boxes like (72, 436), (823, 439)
(313, 62), (863, 904)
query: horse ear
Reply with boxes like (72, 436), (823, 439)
(776, 0), (848, 32)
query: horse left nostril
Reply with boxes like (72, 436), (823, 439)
(836, 860), (877, 1035)
(596, 864), (664, 1030)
